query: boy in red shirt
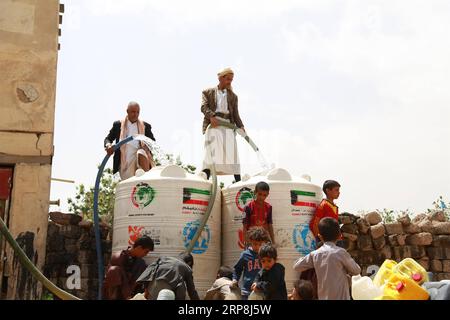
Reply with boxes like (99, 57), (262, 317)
(242, 181), (276, 246)
(309, 180), (341, 239)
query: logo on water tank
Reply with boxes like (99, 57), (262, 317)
(235, 187), (254, 212)
(182, 220), (211, 254)
(131, 182), (155, 209)
(128, 226), (144, 245)
(292, 223), (316, 255)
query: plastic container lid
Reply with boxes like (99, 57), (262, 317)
(412, 273), (422, 282)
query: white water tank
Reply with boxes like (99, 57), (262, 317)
(221, 168), (322, 291)
(112, 165), (221, 298)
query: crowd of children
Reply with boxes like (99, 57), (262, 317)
(105, 179), (362, 300)
(203, 179), (361, 300)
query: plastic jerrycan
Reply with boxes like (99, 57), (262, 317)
(351, 275), (383, 300)
(373, 260), (397, 287)
(382, 273), (429, 300)
(393, 258), (429, 285)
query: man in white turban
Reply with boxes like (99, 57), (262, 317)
(200, 68), (245, 182)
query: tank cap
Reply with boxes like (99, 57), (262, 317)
(160, 165), (187, 178)
(267, 168), (292, 181)
(301, 174), (312, 182)
(396, 282), (405, 291)
(412, 273), (422, 282)
(197, 171), (208, 180)
(135, 169), (145, 177)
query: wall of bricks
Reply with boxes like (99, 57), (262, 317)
(338, 210), (450, 281)
(43, 212), (111, 300)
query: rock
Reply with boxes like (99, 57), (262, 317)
(432, 222), (450, 235)
(429, 210), (447, 222)
(370, 223), (386, 239)
(49, 212), (82, 226)
(45, 253), (67, 264)
(443, 260), (450, 273)
(427, 247), (450, 260)
(79, 220), (93, 229)
(432, 235), (450, 247)
(388, 234), (407, 246)
(412, 213), (428, 223)
(393, 246), (412, 261)
(64, 244), (79, 254)
(47, 221), (60, 237)
(397, 214), (411, 226)
(341, 224), (358, 235)
(342, 232), (358, 242)
(356, 218), (370, 234)
(102, 239), (112, 253)
(409, 245), (426, 259)
(405, 232), (433, 246)
(373, 236), (386, 250)
(78, 250), (96, 264)
(418, 257), (430, 271)
(418, 219), (434, 233)
(384, 222), (404, 235)
(60, 225), (82, 239)
(80, 264), (96, 278)
(357, 250), (382, 265)
(380, 246), (393, 260)
(435, 273), (450, 281)
(357, 235), (373, 251)
(339, 213), (357, 225)
(365, 211), (382, 226)
(46, 233), (65, 252)
(404, 223), (421, 234)
(387, 235), (398, 246)
(431, 260), (443, 272)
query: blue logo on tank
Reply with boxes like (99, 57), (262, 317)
(292, 223), (316, 255)
(183, 220), (211, 254)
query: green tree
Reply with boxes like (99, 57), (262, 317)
(67, 167), (117, 225)
(429, 196), (450, 220)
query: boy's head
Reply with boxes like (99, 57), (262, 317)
(179, 252), (194, 269)
(217, 266), (234, 280)
(131, 235), (154, 258)
(258, 244), (277, 271)
(322, 180), (340, 200)
(246, 226), (270, 253)
(293, 280), (314, 300)
(254, 181), (270, 203)
(318, 217), (341, 242)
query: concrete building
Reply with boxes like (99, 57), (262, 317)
(0, 0), (63, 299)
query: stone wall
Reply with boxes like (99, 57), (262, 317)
(338, 210), (450, 281)
(43, 212), (111, 300)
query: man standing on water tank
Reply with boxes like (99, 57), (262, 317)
(201, 68), (245, 183)
(104, 101), (157, 180)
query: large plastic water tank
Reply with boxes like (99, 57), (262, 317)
(222, 168), (322, 291)
(112, 165), (221, 298)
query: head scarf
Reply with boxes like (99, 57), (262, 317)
(217, 67), (234, 78)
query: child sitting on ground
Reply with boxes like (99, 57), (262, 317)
(204, 266), (241, 300)
(288, 279), (314, 300)
(250, 243), (287, 300)
(242, 181), (276, 245)
(294, 217), (361, 300)
(232, 227), (270, 300)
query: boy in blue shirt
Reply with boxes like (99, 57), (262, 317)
(232, 227), (270, 300)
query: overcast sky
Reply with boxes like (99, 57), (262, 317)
(50, 0), (450, 215)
